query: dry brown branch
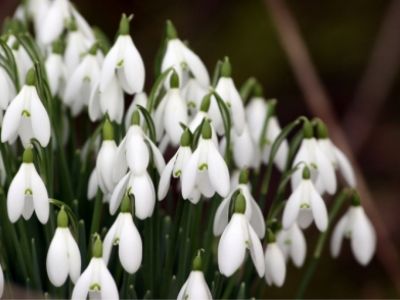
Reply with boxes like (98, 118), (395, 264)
(343, 0), (400, 152)
(264, 0), (400, 295)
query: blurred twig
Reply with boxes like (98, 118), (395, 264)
(264, 0), (400, 296)
(343, 0), (400, 153)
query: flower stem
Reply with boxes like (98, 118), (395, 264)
(296, 189), (350, 298)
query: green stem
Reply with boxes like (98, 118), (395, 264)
(296, 189), (350, 299)
(89, 191), (103, 236)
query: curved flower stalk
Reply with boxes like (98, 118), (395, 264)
(88, 119), (118, 202)
(276, 223), (307, 267)
(291, 120), (336, 195)
(246, 97), (288, 171)
(161, 20), (210, 88)
(103, 195), (142, 274)
(1, 69), (51, 148)
(154, 71), (188, 146)
(177, 250), (212, 300)
(209, 57), (245, 135)
(264, 231), (286, 287)
(109, 111), (165, 218)
(72, 235), (119, 300)
(100, 14), (145, 95)
(39, 0), (94, 46)
(0, 66), (16, 111)
(45, 40), (67, 98)
(158, 129), (196, 202)
(181, 78), (209, 116)
(7, 148), (49, 224)
(64, 44), (102, 116)
(283, 166), (328, 231)
(331, 194), (376, 266)
(315, 120), (356, 188)
(181, 119), (230, 199)
(213, 169), (265, 238)
(46, 207), (81, 287)
(124, 92), (147, 130)
(218, 192), (265, 277)
(64, 19), (93, 77)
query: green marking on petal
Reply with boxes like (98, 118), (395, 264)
(90, 283), (101, 291)
(24, 188), (32, 196)
(198, 163), (208, 171)
(22, 110), (31, 117)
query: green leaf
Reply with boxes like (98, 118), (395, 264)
(147, 67), (173, 113)
(136, 105), (157, 143)
(212, 91), (232, 162)
(211, 60), (223, 87)
(239, 77), (257, 103)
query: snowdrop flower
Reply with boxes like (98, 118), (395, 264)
(315, 120), (356, 188)
(264, 231), (286, 287)
(113, 111), (165, 181)
(161, 20), (210, 87)
(1, 69), (51, 147)
(0, 66), (16, 110)
(103, 195), (142, 274)
(181, 78), (209, 116)
(45, 40), (67, 98)
(177, 250), (212, 300)
(331, 193), (376, 266)
(9, 39), (33, 86)
(72, 235), (119, 300)
(89, 74), (125, 123)
(154, 71), (188, 146)
(88, 119), (118, 201)
(209, 57), (245, 135)
(246, 97), (288, 171)
(26, 0), (50, 37)
(218, 193), (265, 277)
(124, 92), (147, 130)
(181, 119), (230, 199)
(64, 44), (102, 116)
(291, 120), (336, 195)
(277, 223), (306, 267)
(100, 14), (145, 95)
(7, 148), (49, 224)
(46, 207), (81, 287)
(283, 166), (328, 231)
(213, 169), (265, 238)
(158, 129), (194, 201)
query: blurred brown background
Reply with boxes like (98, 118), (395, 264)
(2, 0), (400, 298)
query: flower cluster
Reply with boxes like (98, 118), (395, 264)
(0, 0), (377, 299)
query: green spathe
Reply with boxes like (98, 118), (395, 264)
(119, 14), (133, 35)
(102, 118), (114, 140)
(23, 147), (33, 163)
(234, 192), (246, 214)
(180, 129), (192, 147)
(57, 207), (69, 228)
(201, 120), (212, 140)
(25, 68), (36, 86)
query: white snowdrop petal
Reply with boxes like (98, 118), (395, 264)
(126, 134), (149, 174)
(30, 90), (51, 147)
(119, 214), (142, 273)
(180, 42), (210, 87)
(330, 214), (348, 258)
(250, 199), (266, 239)
(87, 168), (98, 199)
(247, 223), (265, 277)
(1, 91), (24, 143)
(177, 279), (189, 300)
(265, 244), (286, 287)
(46, 229), (69, 286)
(290, 225), (307, 267)
(218, 214), (246, 277)
(103, 214), (120, 266)
(213, 195), (231, 236)
(163, 90), (188, 146)
(109, 173), (130, 215)
(122, 37), (145, 94)
(100, 44), (119, 92)
(282, 187), (302, 229)
(7, 166), (26, 223)
(184, 271), (213, 300)
(334, 146), (356, 187)
(31, 167), (49, 224)
(145, 137), (166, 175)
(297, 209), (314, 229)
(315, 144), (337, 195)
(309, 184), (328, 231)
(71, 259), (95, 300)
(351, 208), (376, 266)
(66, 230), (81, 283)
(207, 143), (230, 197)
(39, 0), (67, 44)
(157, 156), (175, 201)
(100, 262), (119, 299)
(131, 173), (155, 219)
(0, 263), (3, 297)
(181, 149), (200, 199)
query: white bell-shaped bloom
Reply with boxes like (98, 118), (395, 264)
(264, 240), (286, 287)
(154, 73), (188, 146)
(177, 251), (212, 300)
(291, 122), (336, 195)
(46, 208), (81, 286)
(100, 15), (145, 95)
(89, 74), (125, 123)
(213, 172), (265, 238)
(158, 129), (193, 201)
(1, 70), (51, 147)
(246, 97), (288, 171)
(64, 46), (102, 116)
(209, 58), (245, 135)
(72, 236), (119, 300)
(277, 223), (306, 267)
(283, 167), (328, 232)
(7, 148), (49, 224)
(124, 92), (147, 130)
(64, 25), (92, 77)
(0, 67), (16, 110)
(113, 112), (165, 181)
(181, 78), (209, 116)
(181, 120), (230, 199)
(218, 194), (265, 277)
(331, 200), (376, 266)
(103, 199), (142, 274)
(161, 21), (209, 87)
(8, 38), (33, 86)
(45, 46), (67, 98)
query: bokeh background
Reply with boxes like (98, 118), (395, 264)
(1, 0), (399, 298)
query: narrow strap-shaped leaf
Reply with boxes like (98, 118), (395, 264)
(212, 91), (232, 162)
(211, 60), (223, 87)
(259, 99), (277, 149)
(0, 39), (19, 89)
(239, 77), (257, 103)
(147, 67), (173, 112)
(136, 104), (157, 143)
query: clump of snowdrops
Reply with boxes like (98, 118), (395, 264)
(0, 0), (377, 299)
